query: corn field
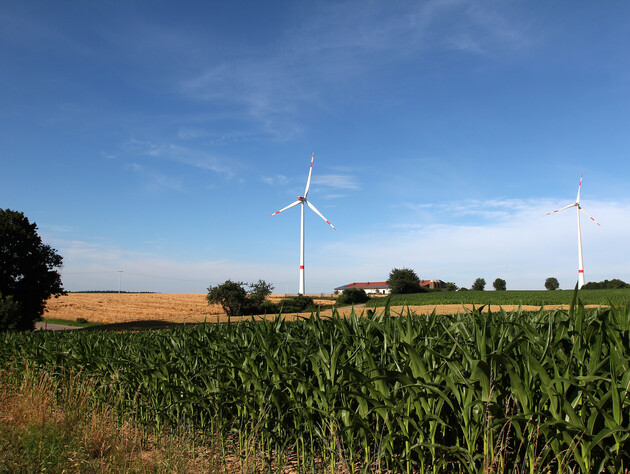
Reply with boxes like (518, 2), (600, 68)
(2, 298), (630, 472)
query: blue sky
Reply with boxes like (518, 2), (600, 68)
(2, 1), (630, 293)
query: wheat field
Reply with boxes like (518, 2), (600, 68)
(42, 292), (592, 325)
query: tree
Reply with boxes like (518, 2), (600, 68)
(0, 209), (65, 331)
(248, 279), (274, 305)
(337, 288), (369, 305)
(582, 278), (629, 289)
(207, 280), (248, 316)
(387, 268), (423, 294)
(471, 278), (486, 291)
(493, 278), (506, 291)
(207, 279), (275, 316)
(545, 277), (559, 291)
(445, 282), (459, 291)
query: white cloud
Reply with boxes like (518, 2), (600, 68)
(320, 199), (630, 290)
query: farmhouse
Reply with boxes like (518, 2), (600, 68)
(334, 280), (446, 295)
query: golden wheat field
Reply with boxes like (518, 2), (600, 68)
(42, 293), (590, 325)
(43, 293), (338, 324)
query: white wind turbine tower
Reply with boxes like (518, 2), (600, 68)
(547, 174), (600, 288)
(269, 153), (336, 295)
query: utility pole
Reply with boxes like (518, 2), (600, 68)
(118, 271), (123, 293)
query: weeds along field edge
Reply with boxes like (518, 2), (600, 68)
(2, 298), (630, 472)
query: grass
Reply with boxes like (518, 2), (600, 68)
(366, 287), (630, 307)
(40, 317), (104, 328)
(0, 366), (217, 473)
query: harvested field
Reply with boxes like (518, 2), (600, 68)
(43, 293), (601, 326)
(44, 293), (335, 324)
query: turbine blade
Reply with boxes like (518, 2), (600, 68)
(546, 203), (576, 215)
(304, 153), (314, 198)
(269, 200), (300, 217)
(576, 174), (583, 203)
(306, 200), (336, 230)
(579, 208), (601, 227)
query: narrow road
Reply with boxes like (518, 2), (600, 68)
(35, 322), (80, 331)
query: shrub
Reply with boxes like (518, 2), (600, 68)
(337, 288), (369, 305)
(278, 295), (316, 313)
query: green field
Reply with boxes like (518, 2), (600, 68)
(3, 301), (630, 472)
(366, 288), (630, 307)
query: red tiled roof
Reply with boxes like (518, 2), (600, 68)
(335, 280), (445, 290)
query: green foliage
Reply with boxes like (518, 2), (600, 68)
(471, 277), (486, 291)
(248, 279), (275, 305)
(0, 209), (65, 331)
(0, 294), (22, 331)
(207, 279), (275, 316)
(277, 295), (315, 313)
(367, 287), (630, 307)
(386, 267), (424, 294)
(336, 288), (369, 305)
(493, 278), (506, 291)
(545, 276), (560, 291)
(445, 281), (459, 291)
(3, 297), (630, 471)
(207, 280), (248, 316)
(583, 278), (630, 289)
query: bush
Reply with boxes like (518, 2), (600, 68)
(545, 277), (560, 291)
(445, 282), (459, 291)
(278, 295), (316, 313)
(337, 288), (369, 305)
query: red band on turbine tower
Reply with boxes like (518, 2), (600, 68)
(300, 265), (304, 269)
(578, 270), (584, 273)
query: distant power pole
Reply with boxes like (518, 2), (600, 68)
(118, 271), (123, 293)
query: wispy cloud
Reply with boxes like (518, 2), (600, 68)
(312, 174), (360, 191)
(127, 162), (183, 192)
(178, 1), (533, 138)
(262, 174), (290, 186)
(124, 139), (237, 179)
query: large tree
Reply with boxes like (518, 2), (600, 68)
(387, 268), (423, 294)
(493, 278), (506, 291)
(0, 209), (65, 330)
(471, 278), (486, 291)
(545, 277), (560, 291)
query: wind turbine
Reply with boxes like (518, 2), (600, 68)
(547, 174), (600, 288)
(269, 153), (336, 295)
